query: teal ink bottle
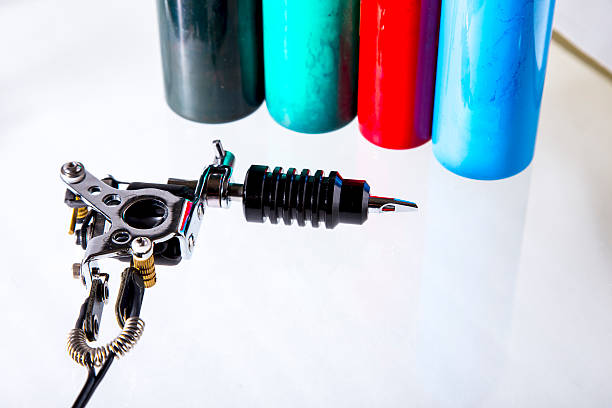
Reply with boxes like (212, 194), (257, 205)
(157, 0), (264, 123)
(262, 0), (359, 133)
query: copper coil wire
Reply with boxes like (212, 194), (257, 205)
(67, 317), (145, 367)
(76, 206), (89, 219)
(68, 197), (88, 235)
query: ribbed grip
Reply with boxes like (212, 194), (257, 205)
(243, 165), (370, 229)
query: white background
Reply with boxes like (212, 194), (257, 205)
(1, 1), (611, 407)
(556, 0), (612, 71)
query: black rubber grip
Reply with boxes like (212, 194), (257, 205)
(242, 165), (370, 229)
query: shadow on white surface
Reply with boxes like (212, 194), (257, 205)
(417, 160), (531, 407)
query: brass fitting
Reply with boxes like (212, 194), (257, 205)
(131, 237), (156, 288)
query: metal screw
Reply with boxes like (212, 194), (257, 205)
(188, 234), (195, 252)
(197, 203), (204, 219)
(101, 281), (110, 305)
(212, 140), (225, 163)
(111, 230), (131, 245)
(72, 263), (81, 279)
(131, 236), (153, 260)
(60, 161), (85, 184)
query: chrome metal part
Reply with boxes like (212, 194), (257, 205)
(203, 140), (235, 208)
(61, 161), (85, 184)
(213, 139), (235, 168)
(188, 234), (195, 252)
(101, 281), (110, 304)
(60, 165), (195, 287)
(368, 196), (419, 213)
(131, 237), (153, 260)
(213, 139), (225, 164)
(61, 143), (241, 286)
(203, 166), (232, 208)
(80, 261), (99, 290)
(72, 263), (81, 280)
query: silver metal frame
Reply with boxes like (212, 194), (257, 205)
(61, 140), (236, 290)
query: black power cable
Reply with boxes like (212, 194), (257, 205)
(72, 354), (115, 408)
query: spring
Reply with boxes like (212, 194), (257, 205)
(67, 316), (145, 367)
(68, 197), (89, 235)
(76, 206), (89, 219)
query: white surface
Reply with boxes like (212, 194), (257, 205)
(1, 1), (612, 407)
(555, 0), (612, 72)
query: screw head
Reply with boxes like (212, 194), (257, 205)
(111, 230), (131, 245)
(197, 203), (204, 219)
(131, 236), (153, 259)
(101, 281), (110, 304)
(61, 161), (85, 184)
(188, 234), (195, 252)
(212, 139), (225, 163)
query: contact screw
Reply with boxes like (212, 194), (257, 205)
(131, 237), (156, 288)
